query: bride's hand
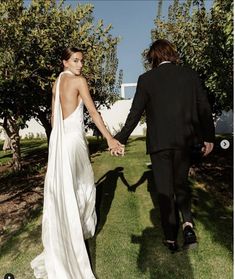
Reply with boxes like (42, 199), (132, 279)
(110, 146), (125, 156)
(107, 138), (125, 156)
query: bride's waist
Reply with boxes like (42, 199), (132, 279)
(63, 122), (85, 134)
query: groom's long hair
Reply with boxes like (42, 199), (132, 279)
(147, 39), (180, 68)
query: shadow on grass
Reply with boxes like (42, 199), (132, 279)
(21, 141), (47, 155)
(131, 208), (194, 279)
(0, 207), (42, 259)
(192, 137), (233, 203)
(89, 166), (130, 277)
(192, 187), (233, 253)
(129, 165), (158, 207)
(0, 192), (43, 247)
(95, 167), (130, 234)
(0, 141), (47, 248)
(130, 166), (194, 278)
(0, 150), (45, 247)
(88, 138), (107, 156)
(190, 135), (233, 253)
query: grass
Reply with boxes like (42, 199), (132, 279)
(0, 138), (47, 165)
(0, 136), (233, 279)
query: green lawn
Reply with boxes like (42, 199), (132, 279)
(0, 137), (233, 279)
(0, 138), (48, 167)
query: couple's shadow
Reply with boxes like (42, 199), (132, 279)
(129, 164), (158, 207)
(95, 166), (130, 234)
(88, 166), (129, 278)
(95, 165), (156, 234)
(88, 166), (157, 277)
(88, 165), (193, 278)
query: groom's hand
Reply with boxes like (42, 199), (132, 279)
(202, 142), (214, 156)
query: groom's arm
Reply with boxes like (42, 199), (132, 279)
(115, 75), (148, 144)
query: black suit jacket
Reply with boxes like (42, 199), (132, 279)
(115, 63), (215, 154)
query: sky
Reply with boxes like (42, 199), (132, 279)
(65, 0), (214, 98)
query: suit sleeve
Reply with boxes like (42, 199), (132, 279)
(114, 75), (148, 144)
(194, 73), (215, 143)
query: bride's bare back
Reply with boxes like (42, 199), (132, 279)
(53, 73), (82, 120)
(51, 71), (111, 142)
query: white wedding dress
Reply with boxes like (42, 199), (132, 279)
(31, 71), (97, 279)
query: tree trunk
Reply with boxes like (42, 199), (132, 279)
(36, 111), (52, 144)
(3, 116), (22, 171)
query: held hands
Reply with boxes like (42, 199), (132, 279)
(107, 137), (125, 156)
(110, 146), (125, 156)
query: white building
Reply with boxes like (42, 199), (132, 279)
(87, 99), (146, 136)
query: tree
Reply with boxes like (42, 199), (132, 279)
(0, 0), (32, 171)
(144, 0), (233, 116)
(0, 0), (121, 171)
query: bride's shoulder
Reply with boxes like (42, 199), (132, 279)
(74, 75), (88, 87)
(75, 75), (87, 81)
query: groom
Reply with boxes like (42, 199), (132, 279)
(114, 39), (215, 252)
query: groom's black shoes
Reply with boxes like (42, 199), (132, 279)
(163, 240), (180, 253)
(183, 225), (197, 249)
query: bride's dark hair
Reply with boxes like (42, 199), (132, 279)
(61, 47), (83, 61)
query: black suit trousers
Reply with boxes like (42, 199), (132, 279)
(150, 149), (192, 241)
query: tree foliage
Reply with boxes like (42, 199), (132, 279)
(0, 0), (121, 170)
(144, 0), (233, 116)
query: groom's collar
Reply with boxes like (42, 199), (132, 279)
(158, 61), (171, 67)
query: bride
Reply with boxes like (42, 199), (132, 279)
(31, 47), (124, 279)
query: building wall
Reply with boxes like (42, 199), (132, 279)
(0, 119), (46, 140)
(86, 99), (146, 136)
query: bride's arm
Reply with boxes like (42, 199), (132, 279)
(76, 76), (124, 153)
